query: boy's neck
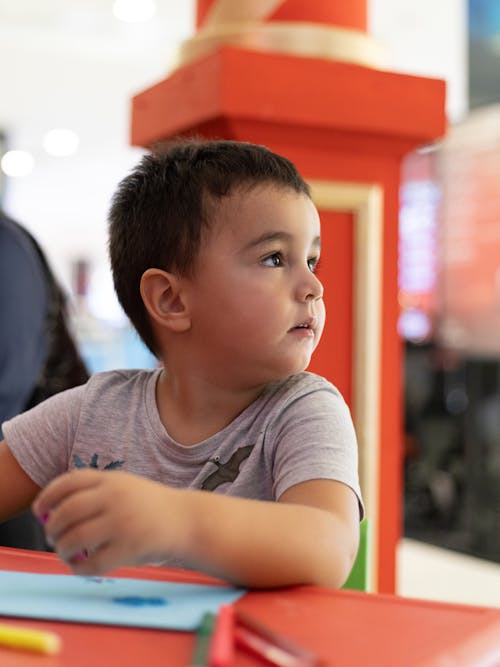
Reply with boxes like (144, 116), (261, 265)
(155, 368), (266, 446)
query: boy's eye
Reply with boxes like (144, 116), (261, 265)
(308, 257), (320, 273)
(262, 252), (283, 267)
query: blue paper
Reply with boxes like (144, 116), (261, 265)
(0, 570), (244, 630)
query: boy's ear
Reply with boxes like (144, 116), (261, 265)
(140, 268), (191, 333)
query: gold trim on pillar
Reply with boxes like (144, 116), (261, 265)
(309, 180), (383, 592)
(203, 0), (285, 26)
(176, 21), (386, 70)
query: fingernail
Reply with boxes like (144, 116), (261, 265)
(71, 549), (88, 563)
(38, 512), (50, 525)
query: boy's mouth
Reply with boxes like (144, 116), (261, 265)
(288, 318), (316, 333)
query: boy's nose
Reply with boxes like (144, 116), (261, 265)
(297, 271), (324, 302)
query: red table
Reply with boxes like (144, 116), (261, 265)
(0, 546), (499, 666)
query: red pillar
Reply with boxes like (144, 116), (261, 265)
(131, 0), (446, 593)
(197, 0), (367, 31)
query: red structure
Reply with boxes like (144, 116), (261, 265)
(196, 0), (368, 30)
(131, 0), (446, 593)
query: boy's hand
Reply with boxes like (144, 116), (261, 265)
(32, 470), (186, 575)
(33, 469), (359, 588)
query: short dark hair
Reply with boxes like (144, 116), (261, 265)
(108, 138), (310, 356)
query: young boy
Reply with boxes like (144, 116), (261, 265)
(0, 139), (363, 588)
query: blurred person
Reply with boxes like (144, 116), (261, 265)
(0, 210), (88, 549)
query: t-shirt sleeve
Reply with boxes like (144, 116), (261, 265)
(2, 385), (86, 488)
(270, 379), (364, 517)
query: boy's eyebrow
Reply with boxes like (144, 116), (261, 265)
(243, 231), (321, 250)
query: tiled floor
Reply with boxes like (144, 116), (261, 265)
(397, 538), (500, 608)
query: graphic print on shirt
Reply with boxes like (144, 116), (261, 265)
(201, 444), (255, 491)
(73, 453), (125, 470)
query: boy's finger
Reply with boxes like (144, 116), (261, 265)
(66, 542), (123, 577)
(54, 515), (108, 565)
(43, 488), (103, 547)
(32, 469), (102, 518)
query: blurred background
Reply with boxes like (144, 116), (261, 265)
(1, 0), (500, 605)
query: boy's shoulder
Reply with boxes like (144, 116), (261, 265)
(84, 368), (160, 394)
(268, 371), (342, 401)
(253, 372), (346, 423)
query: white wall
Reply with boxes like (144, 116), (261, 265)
(369, 0), (467, 123)
(0, 2), (195, 305)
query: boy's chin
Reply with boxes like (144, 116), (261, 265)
(270, 360), (311, 382)
(243, 355), (313, 387)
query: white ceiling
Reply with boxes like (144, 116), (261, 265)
(0, 1), (195, 45)
(0, 2), (196, 286)
(0, 1), (196, 142)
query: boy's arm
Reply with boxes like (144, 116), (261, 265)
(186, 477), (359, 588)
(0, 440), (42, 521)
(32, 470), (359, 588)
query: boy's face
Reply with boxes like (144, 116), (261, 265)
(183, 184), (325, 388)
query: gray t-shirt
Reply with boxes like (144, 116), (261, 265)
(3, 369), (363, 513)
